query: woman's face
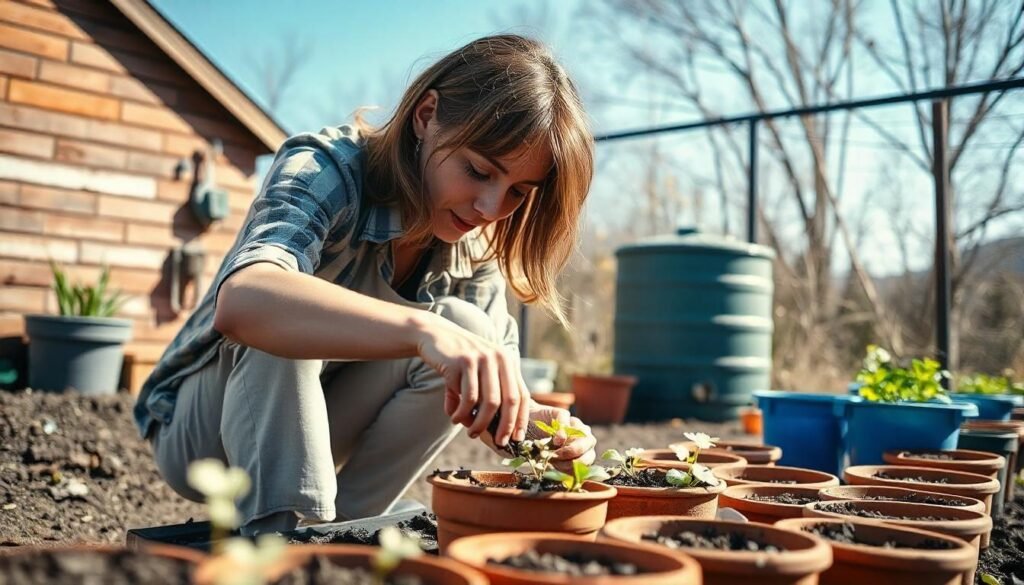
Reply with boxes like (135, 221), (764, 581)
(414, 91), (552, 243)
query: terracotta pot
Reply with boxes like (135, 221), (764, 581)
(672, 440), (783, 466)
(605, 464), (727, 521)
(0, 545), (204, 582)
(640, 448), (748, 470)
(817, 485), (986, 515)
(882, 448), (1005, 479)
(714, 465), (840, 489)
(803, 500), (990, 584)
(602, 516), (833, 585)
(842, 464), (1000, 517)
(428, 470), (616, 554)
(446, 532), (701, 585)
(530, 391), (575, 411)
(741, 407), (764, 435)
(571, 374), (636, 424)
(198, 544), (487, 585)
(720, 485), (822, 524)
(1012, 407), (1024, 421)
(776, 518), (976, 585)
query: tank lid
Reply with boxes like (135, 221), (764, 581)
(616, 225), (776, 258)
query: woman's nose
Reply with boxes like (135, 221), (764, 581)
(473, 187), (505, 222)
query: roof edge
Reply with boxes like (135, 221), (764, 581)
(109, 0), (288, 153)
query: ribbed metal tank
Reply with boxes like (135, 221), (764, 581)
(614, 227), (775, 422)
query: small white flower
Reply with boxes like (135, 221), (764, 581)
(691, 463), (719, 486)
(375, 527), (422, 575)
(624, 447), (645, 459)
(683, 432), (718, 450)
(670, 444), (691, 462)
(187, 459), (251, 500)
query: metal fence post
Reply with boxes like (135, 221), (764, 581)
(932, 99), (951, 382)
(748, 119), (758, 244)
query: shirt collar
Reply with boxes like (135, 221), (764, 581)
(358, 201), (475, 280)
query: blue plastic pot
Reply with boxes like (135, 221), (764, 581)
(845, 400), (978, 465)
(753, 390), (853, 475)
(949, 393), (1023, 422)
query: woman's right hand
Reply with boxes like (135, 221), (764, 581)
(414, 313), (531, 448)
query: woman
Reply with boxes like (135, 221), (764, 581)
(135, 34), (598, 535)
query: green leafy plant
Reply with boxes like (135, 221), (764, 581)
(980, 573), (1001, 585)
(855, 344), (950, 403)
(957, 371), (1024, 396)
(502, 418), (606, 492)
(601, 447), (645, 480)
(50, 262), (126, 317)
(665, 464), (719, 488)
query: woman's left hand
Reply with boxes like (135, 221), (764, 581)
(526, 402), (596, 471)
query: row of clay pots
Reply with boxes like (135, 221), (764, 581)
(668, 440), (784, 466)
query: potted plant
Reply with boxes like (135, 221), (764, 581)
(713, 465), (839, 489)
(25, 263), (132, 395)
(445, 532), (701, 584)
(950, 372), (1024, 421)
(776, 518), (976, 585)
(567, 340), (636, 424)
(428, 419), (616, 553)
(672, 439), (783, 466)
(752, 389), (854, 475)
(719, 485), (823, 524)
(817, 485), (986, 515)
(601, 432), (727, 520)
(602, 516), (833, 585)
(845, 345), (978, 466)
(639, 442), (747, 471)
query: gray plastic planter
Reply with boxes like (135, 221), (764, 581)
(25, 315), (133, 395)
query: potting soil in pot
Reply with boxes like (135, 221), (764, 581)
(643, 528), (784, 552)
(859, 493), (971, 506)
(287, 513), (438, 554)
(801, 522), (955, 550)
(489, 549), (643, 576)
(744, 492), (819, 505)
(818, 502), (958, 522)
(605, 468), (675, 488)
(431, 468), (565, 493)
(899, 451), (957, 461)
(278, 555), (424, 585)
(0, 549), (193, 584)
(873, 471), (951, 483)
(976, 493), (1024, 584)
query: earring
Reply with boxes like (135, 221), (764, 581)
(414, 138), (422, 157)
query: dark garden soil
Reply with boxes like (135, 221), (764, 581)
(0, 388), (744, 548)
(288, 513), (438, 554)
(818, 501), (956, 522)
(490, 549), (642, 576)
(873, 471), (950, 483)
(745, 492), (818, 505)
(899, 451), (956, 460)
(975, 493), (1024, 584)
(605, 468), (673, 488)
(643, 528), (782, 552)
(801, 522), (955, 550)
(279, 555), (424, 585)
(0, 548), (194, 584)
(760, 479), (798, 484)
(861, 494), (969, 506)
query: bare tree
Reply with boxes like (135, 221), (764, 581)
(247, 31), (313, 116)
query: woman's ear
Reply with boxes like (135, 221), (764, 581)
(412, 89), (439, 140)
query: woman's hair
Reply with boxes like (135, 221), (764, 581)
(358, 34), (594, 325)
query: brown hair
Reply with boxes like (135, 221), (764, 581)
(357, 34), (594, 325)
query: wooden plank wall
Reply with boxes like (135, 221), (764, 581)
(0, 0), (269, 392)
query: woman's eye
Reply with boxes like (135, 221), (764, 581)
(464, 162), (488, 181)
(511, 188), (528, 198)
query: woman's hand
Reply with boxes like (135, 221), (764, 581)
(415, 314), (531, 447)
(526, 403), (597, 471)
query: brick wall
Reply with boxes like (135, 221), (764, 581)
(0, 0), (270, 392)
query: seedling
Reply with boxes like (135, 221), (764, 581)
(601, 447), (645, 479)
(958, 371), (1024, 396)
(50, 261), (126, 317)
(665, 463), (720, 488)
(671, 432), (719, 464)
(372, 526), (422, 584)
(501, 418), (604, 491)
(543, 459), (611, 492)
(856, 344), (950, 403)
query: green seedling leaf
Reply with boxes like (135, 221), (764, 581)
(602, 449), (625, 463)
(564, 427), (587, 439)
(665, 468), (692, 487)
(534, 420), (558, 436)
(980, 574), (1001, 585)
(374, 526), (422, 577)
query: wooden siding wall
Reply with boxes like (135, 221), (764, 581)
(0, 0), (268, 392)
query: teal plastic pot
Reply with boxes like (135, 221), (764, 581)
(25, 315), (133, 395)
(754, 390), (853, 476)
(845, 400), (978, 466)
(957, 429), (1018, 515)
(949, 393), (1022, 421)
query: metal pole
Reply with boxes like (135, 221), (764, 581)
(932, 99), (951, 383)
(518, 303), (529, 357)
(748, 119), (758, 244)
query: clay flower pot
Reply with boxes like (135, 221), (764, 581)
(719, 485), (822, 524)
(882, 448), (1005, 480)
(842, 464), (1000, 516)
(803, 500), (992, 550)
(776, 518), (976, 585)
(604, 464), (727, 521)
(571, 374), (637, 424)
(741, 407), (763, 435)
(714, 464), (840, 489)
(198, 544), (487, 585)
(640, 448), (748, 470)
(531, 391), (575, 411)
(0, 545), (204, 583)
(428, 470), (616, 553)
(817, 485), (986, 515)
(671, 440), (783, 465)
(446, 532), (701, 585)
(602, 516), (833, 585)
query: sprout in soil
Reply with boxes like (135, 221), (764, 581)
(187, 459), (286, 585)
(601, 447), (646, 480)
(373, 526), (422, 584)
(502, 418), (607, 491)
(542, 459), (611, 492)
(665, 463), (719, 488)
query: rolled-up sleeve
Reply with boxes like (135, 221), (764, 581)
(454, 259), (520, 353)
(216, 145), (356, 301)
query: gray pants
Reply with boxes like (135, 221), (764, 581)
(150, 296), (496, 531)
